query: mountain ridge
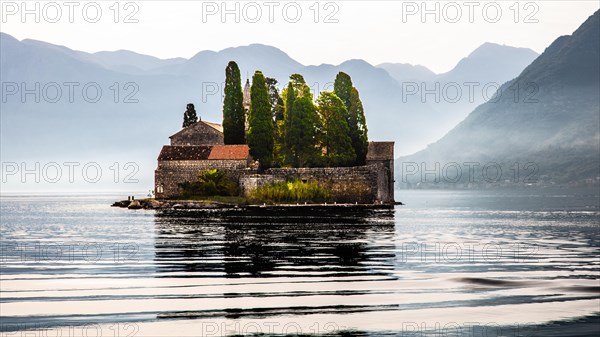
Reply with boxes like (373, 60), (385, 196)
(0, 31), (546, 187)
(399, 10), (600, 186)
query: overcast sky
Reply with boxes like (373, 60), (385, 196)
(2, 1), (598, 73)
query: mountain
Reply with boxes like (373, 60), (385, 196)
(0, 32), (538, 190)
(398, 10), (600, 187)
(378, 43), (538, 86)
(377, 43), (539, 145)
(92, 50), (186, 74)
(434, 43), (539, 85)
(0, 33), (420, 190)
(376, 63), (436, 82)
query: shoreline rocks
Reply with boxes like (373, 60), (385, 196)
(111, 199), (236, 210)
(111, 198), (397, 210)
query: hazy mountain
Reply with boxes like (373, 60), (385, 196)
(377, 43), (539, 144)
(376, 63), (436, 82)
(379, 43), (538, 85)
(435, 42), (539, 85)
(92, 50), (186, 74)
(398, 10), (600, 187)
(0, 33), (416, 190)
(0, 31), (539, 190)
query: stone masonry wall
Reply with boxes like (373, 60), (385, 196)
(156, 162), (394, 203)
(155, 160), (249, 198)
(239, 164), (391, 204)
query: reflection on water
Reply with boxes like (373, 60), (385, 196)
(154, 209), (396, 278)
(0, 189), (598, 336)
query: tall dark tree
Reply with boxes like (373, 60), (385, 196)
(349, 87), (369, 165)
(317, 92), (356, 167)
(266, 78), (286, 167)
(283, 82), (296, 123)
(266, 77), (284, 120)
(333, 72), (353, 109)
(334, 72), (369, 165)
(182, 103), (198, 128)
(248, 71), (274, 168)
(279, 83), (297, 166)
(283, 74), (311, 154)
(286, 96), (320, 167)
(289, 73), (313, 100)
(283, 83), (296, 131)
(222, 61), (245, 144)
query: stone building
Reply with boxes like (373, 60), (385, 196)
(155, 119), (395, 203)
(366, 142), (395, 203)
(168, 120), (224, 146)
(154, 120), (251, 198)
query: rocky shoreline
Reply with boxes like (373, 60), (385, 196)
(111, 199), (399, 210)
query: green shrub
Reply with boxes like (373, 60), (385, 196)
(178, 169), (239, 197)
(249, 179), (331, 204)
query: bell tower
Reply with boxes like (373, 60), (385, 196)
(242, 78), (251, 132)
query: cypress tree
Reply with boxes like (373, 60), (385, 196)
(333, 72), (353, 109)
(317, 92), (356, 167)
(290, 73), (313, 100)
(222, 61), (245, 144)
(334, 72), (369, 165)
(266, 77), (284, 120)
(248, 71), (274, 168)
(286, 96), (320, 167)
(349, 87), (369, 165)
(265, 78), (285, 167)
(182, 103), (198, 128)
(279, 83), (296, 166)
(283, 83), (296, 137)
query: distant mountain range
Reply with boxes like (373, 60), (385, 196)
(378, 43), (538, 85)
(375, 63), (437, 83)
(0, 31), (539, 189)
(399, 10), (600, 187)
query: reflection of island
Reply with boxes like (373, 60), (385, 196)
(153, 209), (396, 278)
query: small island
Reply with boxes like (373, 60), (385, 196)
(116, 62), (395, 210)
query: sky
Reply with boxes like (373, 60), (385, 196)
(1, 0), (598, 73)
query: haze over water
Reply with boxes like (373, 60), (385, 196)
(0, 188), (598, 336)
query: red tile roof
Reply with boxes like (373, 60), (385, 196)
(157, 146), (212, 161)
(208, 145), (250, 160)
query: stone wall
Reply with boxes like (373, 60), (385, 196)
(367, 159), (393, 202)
(155, 156), (395, 203)
(155, 160), (250, 198)
(239, 164), (393, 204)
(366, 142), (395, 203)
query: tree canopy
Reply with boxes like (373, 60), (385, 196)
(222, 61), (246, 144)
(266, 77), (284, 121)
(286, 95), (321, 167)
(334, 72), (368, 165)
(349, 87), (369, 165)
(317, 92), (356, 167)
(219, 66), (368, 169)
(333, 72), (353, 109)
(182, 103), (198, 128)
(247, 71), (274, 168)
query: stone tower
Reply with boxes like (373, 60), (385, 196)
(242, 79), (251, 132)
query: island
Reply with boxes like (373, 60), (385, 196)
(115, 62), (395, 210)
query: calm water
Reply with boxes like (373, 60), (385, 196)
(0, 188), (598, 336)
